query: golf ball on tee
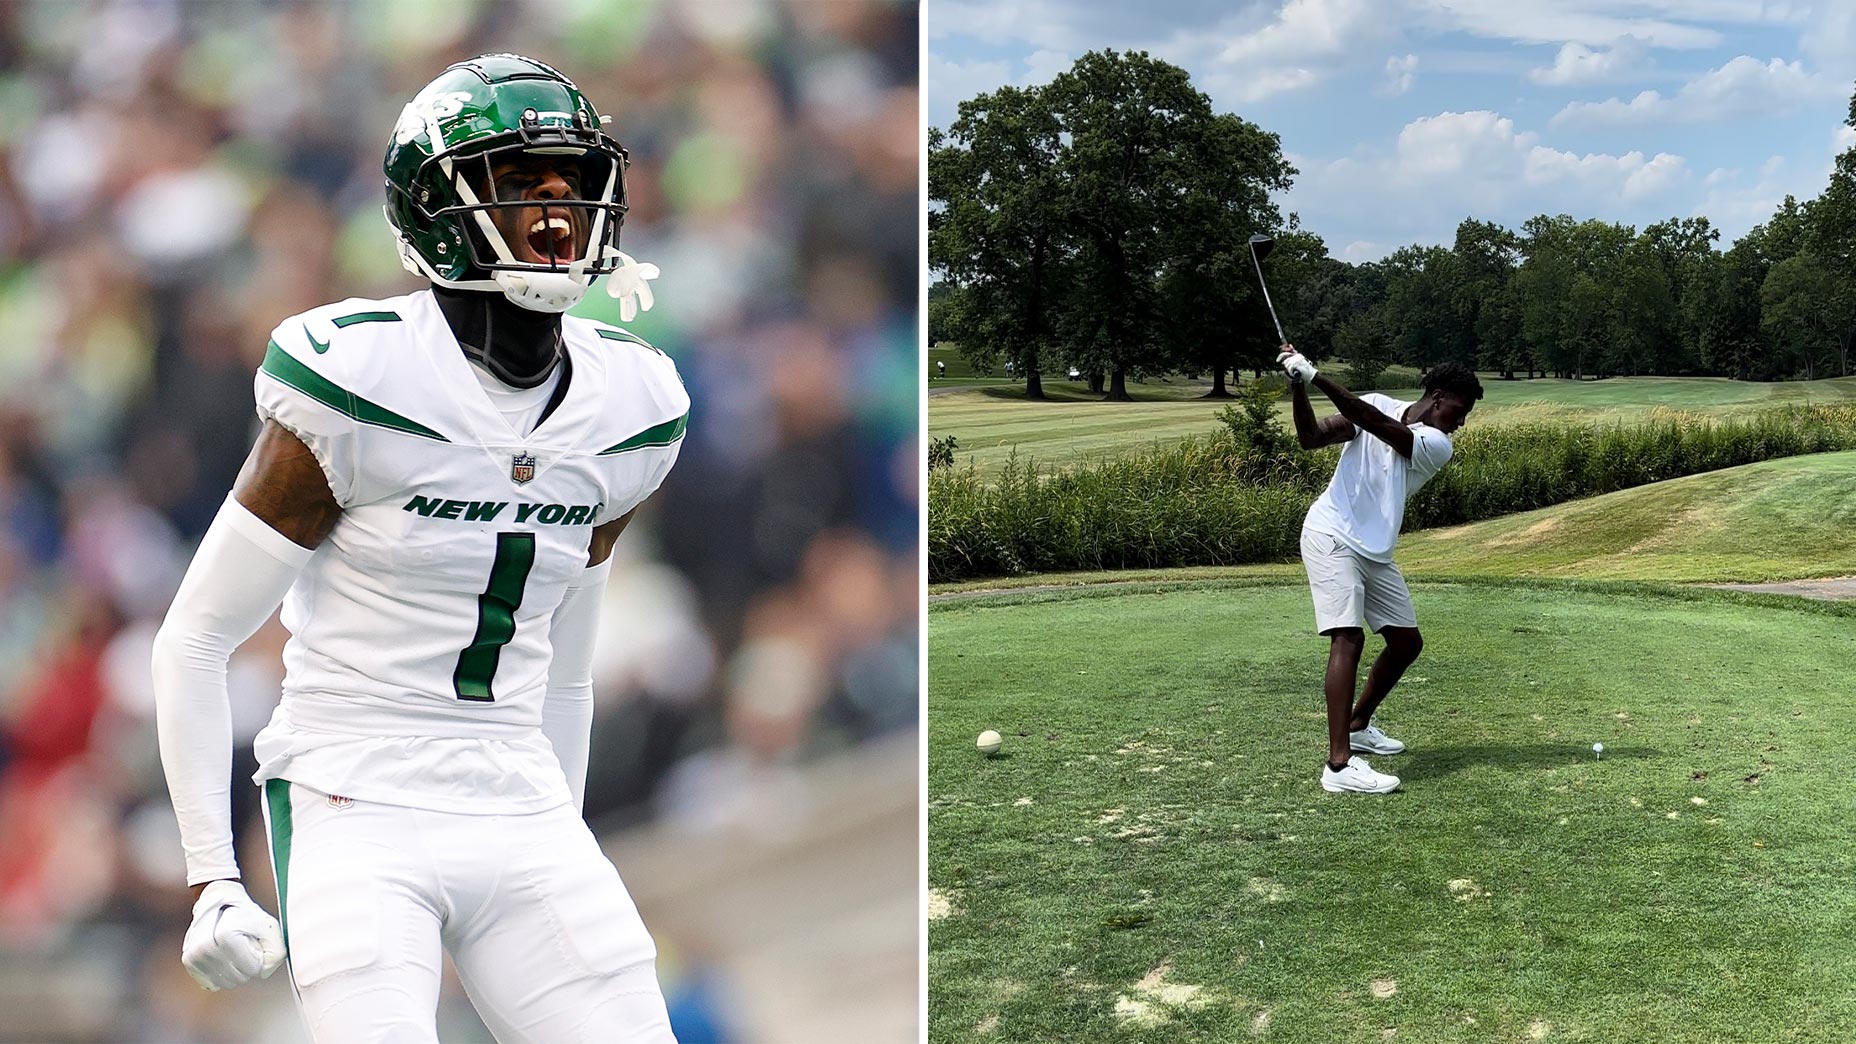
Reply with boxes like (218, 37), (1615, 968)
(977, 729), (1002, 755)
(1592, 742), (1604, 758)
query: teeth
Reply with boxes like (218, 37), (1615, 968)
(527, 217), (572, 236)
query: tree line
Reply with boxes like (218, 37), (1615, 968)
(930, 50), (1856, 396)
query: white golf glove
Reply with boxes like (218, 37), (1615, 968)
(603, 249), (660, 323)
(181, 879), (286, 991)
(1277, 346), (1316, 385)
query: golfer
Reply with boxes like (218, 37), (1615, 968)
(1276, 345), (1482, 794)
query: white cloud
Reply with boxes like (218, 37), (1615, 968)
(1219, 0), (1386, 63)
(927, 0), (1086, 49)
(1413, 1), (1726, 49)
(1687, 124), (1854, 243)
(1530, 35), (1650, 85)
(1394, 110), (1532, 174)
(1282, 108), (1693, 260)
(1382, 53), (1419, 95)
(926, 50), (1077, 128)
(1217, 67), (1324, 103)
(1524, 147), (1687, 201)
(927, 55), (1014, 127)
(1210, 0), (1400, 101)
(1551, 55), (1841, 127)
(1692, 161), (1792, 241)
(1341, 240), (1383, 262)
(1800, 2), (1856, 80)
(1022, 49), (1074, 86)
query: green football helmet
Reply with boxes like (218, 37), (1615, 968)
(383, 54), (630, 312)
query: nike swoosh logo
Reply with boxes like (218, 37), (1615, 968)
(305, 325), (330, 354)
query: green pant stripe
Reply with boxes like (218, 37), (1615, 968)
(265, 778), (293, 953)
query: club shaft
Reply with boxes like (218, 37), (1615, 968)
(1249, 248), (1286, 343)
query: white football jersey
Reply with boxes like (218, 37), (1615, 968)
(248, 291), (688, 813)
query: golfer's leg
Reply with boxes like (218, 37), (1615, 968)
(1303, 529), (1369, 766)
(1353, 627), (1422, 729)
(1354, 560), (1423, 728)
(1325, 629), (1365, 765)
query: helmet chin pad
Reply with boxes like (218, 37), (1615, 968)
(494, 270), (590, 313)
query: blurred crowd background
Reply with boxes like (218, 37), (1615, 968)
(0, 1), (921, 1041)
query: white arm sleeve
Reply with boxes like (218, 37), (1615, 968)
(152, 496), (315, 885)
(542, 554), (614, 813)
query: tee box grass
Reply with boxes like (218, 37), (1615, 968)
(929, 581), (1856, 1042)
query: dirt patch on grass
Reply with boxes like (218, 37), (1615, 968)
(1113, 960), (1216, 1028)
(1711, 576), (1856, 600)
(928, 888), (958, 921)
(1246, 876), (1288, 903)
(1446, 878), (1490, 901)
(1485, 516), (1563, 549)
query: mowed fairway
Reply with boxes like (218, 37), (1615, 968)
(929, 582), (1856, 1042)
(932, 374), (1856, 472)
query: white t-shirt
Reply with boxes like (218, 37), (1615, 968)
(1302, 393), (1453, 562)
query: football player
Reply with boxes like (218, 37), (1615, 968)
(152, 55), (683, 1042)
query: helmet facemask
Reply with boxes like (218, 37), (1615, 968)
(395, 112), (629, 312)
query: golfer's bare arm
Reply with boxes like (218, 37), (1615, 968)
(1289, 381), (1357, 449)
(1311, 374), (1415, 458)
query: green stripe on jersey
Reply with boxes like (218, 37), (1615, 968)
(598, 413), (687, 455)
(595, 327), (663, 354)
(261, 341), (448, 442)
(265, 779), (293, 953)
(453, 533), (537, 701)
(332, 310), (402, 328)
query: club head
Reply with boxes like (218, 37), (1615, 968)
(1248, 234), (1275, 262)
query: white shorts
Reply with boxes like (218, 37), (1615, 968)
(261, 780), (676, 1044)
(1300, 528), (1418, 634)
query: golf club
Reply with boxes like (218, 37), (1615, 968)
(1247, 233), (1286, 344)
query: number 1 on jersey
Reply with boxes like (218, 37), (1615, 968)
(454, 532), (536, 701)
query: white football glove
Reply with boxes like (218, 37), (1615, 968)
(182, 879), (286, 991)
(602, 249), (661, 323)
(1277, 347), (1316, 385)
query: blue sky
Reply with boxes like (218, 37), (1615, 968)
(928, 1), (1856, 261)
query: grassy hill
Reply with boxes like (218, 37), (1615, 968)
(931, 374), (1856, 472)
(1396, 450), (1856, 582)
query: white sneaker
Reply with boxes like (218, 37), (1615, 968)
(1350, 723), (1406, 755)
(1322, 755), (1401, 794)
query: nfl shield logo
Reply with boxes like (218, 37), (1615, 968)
(511, 452), (536, 485)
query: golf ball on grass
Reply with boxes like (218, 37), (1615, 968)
(1593, 743), (1604, 759)
(977, 730), (1002, 755)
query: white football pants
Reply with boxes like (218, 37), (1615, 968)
(261, 780), (676, 1043)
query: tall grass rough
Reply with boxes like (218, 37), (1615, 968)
(929, 404), (1856, 581)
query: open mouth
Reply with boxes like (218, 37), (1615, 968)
(524, 215), (577, 264)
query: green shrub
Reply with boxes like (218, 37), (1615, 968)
(928, 434), (958, 471)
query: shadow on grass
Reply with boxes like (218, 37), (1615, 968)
(1401, 742), (1656, 779)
